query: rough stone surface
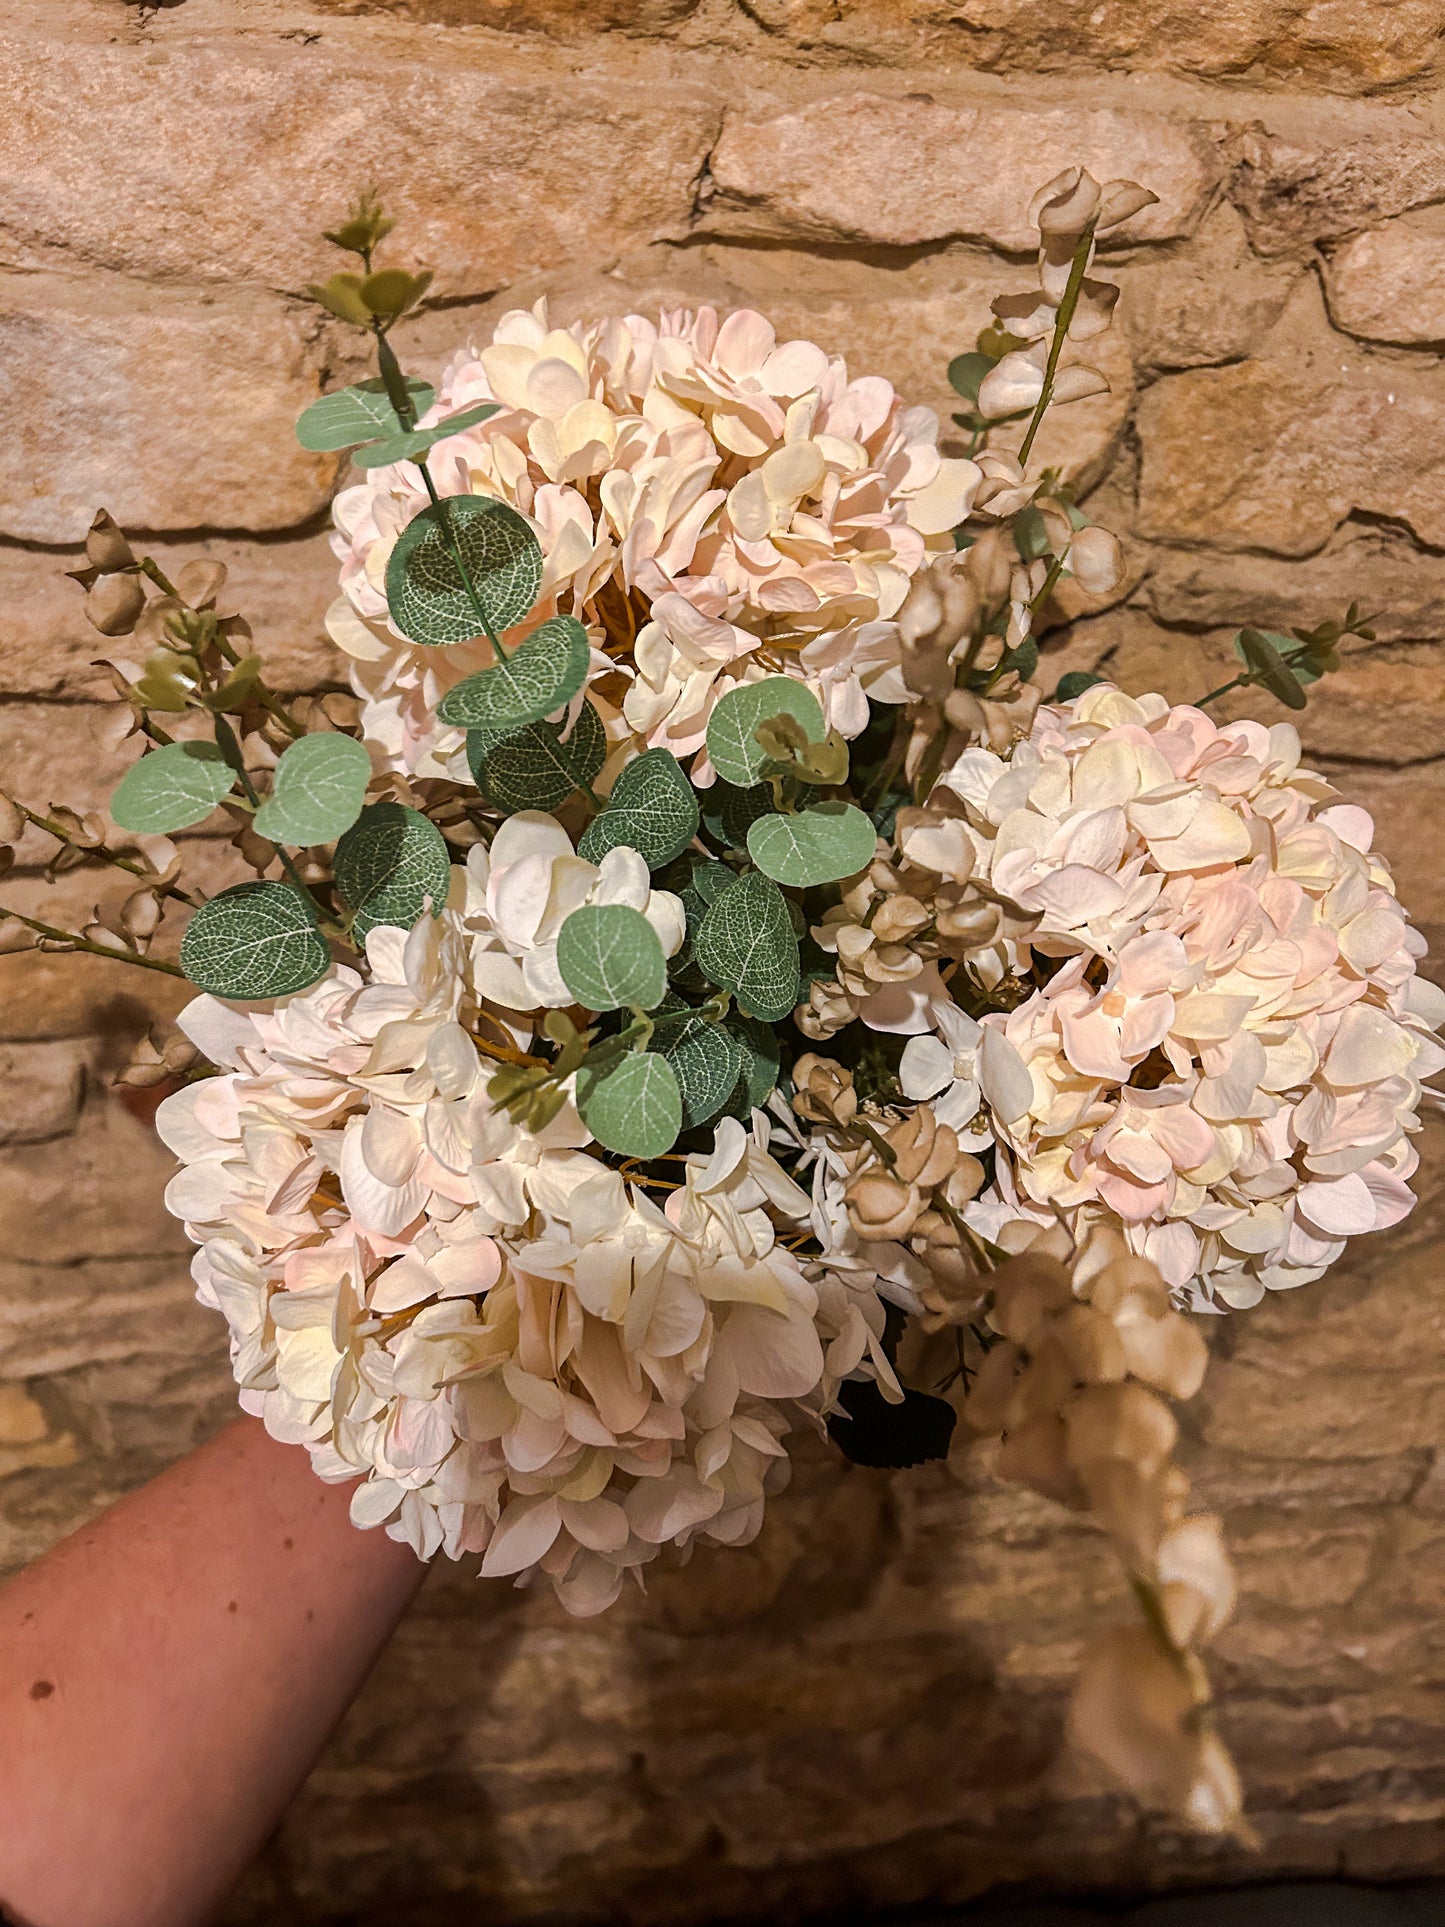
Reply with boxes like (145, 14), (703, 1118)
(710, 0), (1445, 88)
(1135, 283), (1445, 556)
(3, 4), (1445, 1923)
(0, 275), (338, 541)
(707, 94), (1220, 251)
(1325, 211), (1445, 344)
(0, 531), (348, 701)
(0, 29), (720, 301)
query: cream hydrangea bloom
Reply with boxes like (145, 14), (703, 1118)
(328, 301), (981, 778)
(158, 893), (894, 1611)
(904, 685), (1445, 1308)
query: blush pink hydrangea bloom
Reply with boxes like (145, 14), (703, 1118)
(156, 893), (896, 1614)
(923, 685), (1445, 1309)
(326, 300), (981, 779)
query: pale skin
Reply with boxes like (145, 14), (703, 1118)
(0, 1418), (427, 1927)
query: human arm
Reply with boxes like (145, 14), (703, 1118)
(0, 1416), (427, 1927)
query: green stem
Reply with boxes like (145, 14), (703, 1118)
(1016, 220), (1098, 469)
(0, 905), (186, 978)
(1195, 674), (1248, 710)
(16, 804), (197, 906)
(415, 459), (512, 672)
(210, 717), (345, 937)
(143, 558), (304, 741)
(1026, 550), (1068, 618)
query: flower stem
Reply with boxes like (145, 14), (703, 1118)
(15, 803), (198, 906)
(0, 905), (186, 978)
(1016, 220), (1098, 469)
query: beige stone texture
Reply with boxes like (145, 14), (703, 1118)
(1135, 281), (1445, 556)
(3, 2), (1445, 1921)
(706, 93), (1221, 251)
(0, 274), (339, 541)
(1325, 210), (1445, 344)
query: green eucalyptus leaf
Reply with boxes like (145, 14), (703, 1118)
(334, 801), (451, 941)
(556, 903), (667, 1012)
(1012, 506), (1051, 561)
(350, 402), (502, 470)
(179, 881), (330, 1002)
(669, 858), (733, 989)
(110, 741), (237, 835)
(436, 616), (590, 730)
(467, 699), (605, 815)
(947, 351), (995, 402)
(705, 678), (826, 789)
(1235, 628), (1308, 711)
(724, 1014), (781, 1117)
(702, 779), (822, 852)
(746, 800), (877, 888)
(998, 635), (1039, 685)
(1054, 670), (1104, 703)
(652, 1008), (744, 1131)
(576, 1050), (682, 1160)
(295, 377), (435, 453)
(577, 748), (699, 869)
(694, 871), (800, 1024)
(252, 732), (372, 847)
(386, 495), (543, 648)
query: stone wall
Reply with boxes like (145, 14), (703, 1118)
(2, 1), (1445, 1920)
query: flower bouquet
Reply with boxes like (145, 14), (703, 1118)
(9, 168), (1441, 1836)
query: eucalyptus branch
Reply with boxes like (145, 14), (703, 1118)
(140, 557), (306, 740)
(0, 905), (185, 979)
(1016, 219), (1098, 468)
(210, 716), (347, 938)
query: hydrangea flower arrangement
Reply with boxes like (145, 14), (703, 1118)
(9, 171), (1440, 1837)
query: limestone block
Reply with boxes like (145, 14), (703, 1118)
(723, 0), (1445, 88)
(1135, 283), (1445, 557)
(306, 0), (700, 23)
(0, 531), (348, 702)
(1142, 526), (1445, 655)
(0, 275), (337, 542)
(0, 1385), (79, 1482)
(1115, 204), (1298, 372)
(0, 1042), (87, 1145)
(1324, 213), (1445, 345)
(1231, 116), (1445, 256)
(0, 1090), (191, 1266)
(0, 950), (193, 1045)
(706, 93), (1220, 251)
(0, 30), (719, 301)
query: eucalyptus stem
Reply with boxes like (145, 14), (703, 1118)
(0, 905), (186, 979)
(14, 803), (197, 906)
(1016, 220), (1098, 468)
(211, 716), (345, 937)
(1195, 674), (1248, 709)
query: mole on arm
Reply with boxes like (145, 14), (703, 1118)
(28, 1680), (54, 1702)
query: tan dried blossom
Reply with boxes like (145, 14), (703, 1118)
(960, 1221), (1240, 1835)
(790, 1053), (858, 1127)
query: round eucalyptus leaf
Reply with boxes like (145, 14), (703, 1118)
(746, 801), (878, 887)
(705, 678), (826, 789)
(350, 401), (502, 470)
(576, 1051), (682, 1160)
(723, 1014), (781, 1118)
(577, 748), (699, 869)
(556, 903), (666, 1013)
(1236, 627), (1308, 711)
(1054, 670), (1104, 703)
(694, 871), (800, 1024)
(334, 801), (451, 941)
(435, 616), (590, 731)
(110, 741), (238, 835)
(252, 732), (372, 847)
(385, 494), (543, 647)
(179, 881), (330, 1002)
(295, 377), (435, 453)
(652, 1009), (744, 1132)
(467, 699), (605, 815)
